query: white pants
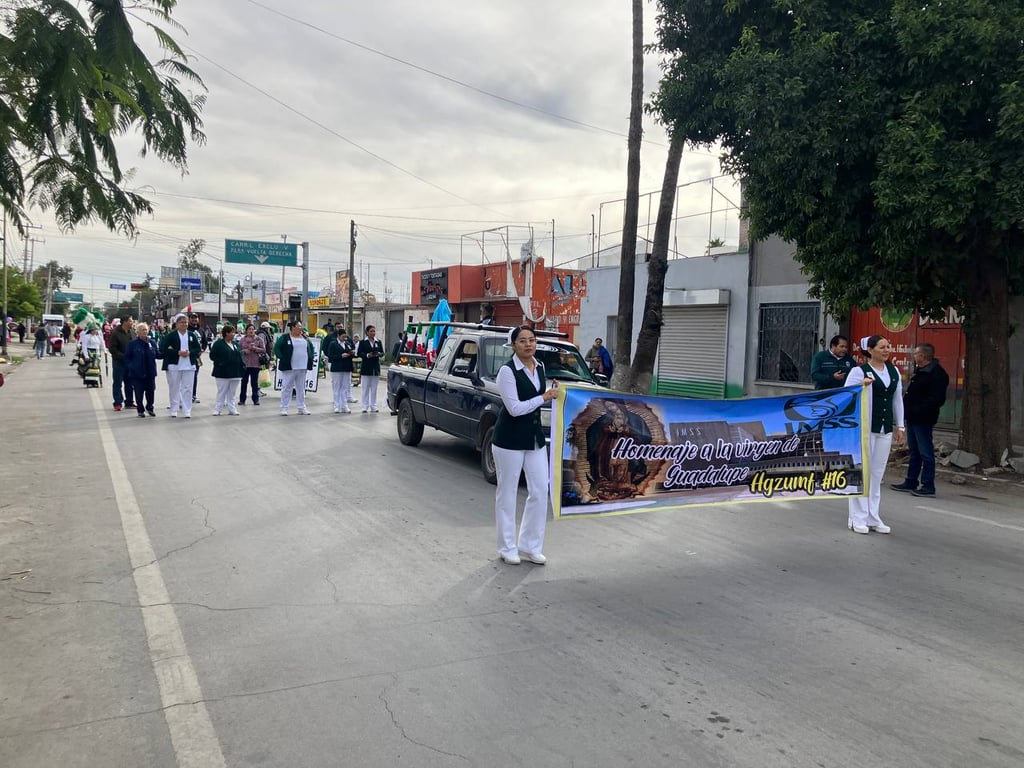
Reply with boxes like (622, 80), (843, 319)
(330, 371), (351, 410)
(166, 367), (194, 416)
(849, 431), (893, 528)
(279, 369), (307, 411)
(214, 378), (241, 414)
(493, 445), (548, 558)
(361, 373), (379, 411)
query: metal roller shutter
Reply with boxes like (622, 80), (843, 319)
(655, 306), (728, 398)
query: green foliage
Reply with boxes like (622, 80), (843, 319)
(2, 266), (43, 318)
(0, 0), (206, 237)
(177, 237), (218, 292)
(30, 260), (74, 291)
(652, 0), (1024, 321)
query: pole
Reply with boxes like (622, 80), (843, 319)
(218, 268), (223, 323)
(44, 262), (53, 314)
(301, 241), (310, 330)
(347, 220), (356, 333)
(1, 215), (7, 358)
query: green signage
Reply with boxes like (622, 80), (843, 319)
(53, 291), (84, 303)
(225, 239), (298, 266)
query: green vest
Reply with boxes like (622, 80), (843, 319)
(493, 361), (547, 450)
(864, 362), (900, 434)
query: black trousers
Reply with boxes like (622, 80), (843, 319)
(129, 377), (156, 413)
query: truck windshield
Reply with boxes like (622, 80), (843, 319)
(479, 337), (592, 382)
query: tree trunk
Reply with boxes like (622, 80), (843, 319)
(627, 130), (685, 394)
(959, 247), (1012, 467)
(610, 0), (644, 391)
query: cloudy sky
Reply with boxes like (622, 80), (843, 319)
(10, 0), (741, 307)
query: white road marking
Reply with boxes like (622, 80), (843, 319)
(91, 389), (226, 768)
(915, 504), (1024, 533)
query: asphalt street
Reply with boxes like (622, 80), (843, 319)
(1, 353), (1023, 768)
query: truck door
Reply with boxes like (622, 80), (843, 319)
(423, 338), (456, 429)
(438, 340), (487, 440)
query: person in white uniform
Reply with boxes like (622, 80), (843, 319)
(274, 321), (314, 415)
(492, 325), (559, 564)
(845, 334), (905, 534)
(158, 313), (201, 418)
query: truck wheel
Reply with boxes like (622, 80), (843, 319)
(481, 425), (498, 485)
(397, 398), (424, 446)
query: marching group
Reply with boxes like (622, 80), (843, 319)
(66, 313), (388, 419)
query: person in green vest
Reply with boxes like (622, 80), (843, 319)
(844, 335), (905, 535)
(209, 325), (246, 416)
(492, 325), (559, 565)
(811, 334), (856, 389)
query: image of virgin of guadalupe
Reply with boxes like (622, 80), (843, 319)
(585, 400), (654, 500)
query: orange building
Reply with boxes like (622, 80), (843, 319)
(411, 259), (587, 342)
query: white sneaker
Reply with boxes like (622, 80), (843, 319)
(228, 409), (239, 416)
(342, 408), (351, 414)
(370, 407), (379, 413)
(361, 408), (368, 413)
(299, 408), (311, 415)
(334, 407), (340, 414)
(849, 524), (870, 535)
(519, 551), (547, 565)
(212, 411), (221, 416)
(500, 553), (521, 565)
(280, 409), (288, 416)
(870, 523), (892, 534)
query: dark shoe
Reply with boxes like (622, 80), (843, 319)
(890, 482), (916, 492)
(911, 488), (936, 497)
(238, 401), (246, 405)
(192, 397), (200, 403)
(113, 404), (122, 412)
(125, 402), (135, 409)
(253, 400), (260, 406)
(138, 413), (146, 418)
(146, 408), (155, 417)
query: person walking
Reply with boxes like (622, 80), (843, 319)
(209, 325), (245, 416)
(124, 322), (159, 418)
(107, 317), (135, 411)
(238, 324), (266, 406)
(492, 325), (559, 565)
(584, 338), (613, 379)
(16, 322), (26, 344)
(159, 314), (202, 418)
(257, 322), (275, 360)
(33, 325), (47, 359)
(274, 320), (315, 415)
(187, 313), (208, 404)
(811, 334), (856, 389)
(891, 343), (949, 498)
(845, 335), (904, 535)
(356, 325), (384, 412)
(326, 329), (356, 413)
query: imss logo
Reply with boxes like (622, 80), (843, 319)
(783, 389), (860, 432)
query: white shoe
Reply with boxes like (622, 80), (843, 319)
(870, 523), (891, 534)
(370, 407), (379, 413)
(212, 411), (221, 416)
(171, 412), (177, 418)
(334, 407), (340, 413)
(342, 408), (351, 414)
(228, 410), (239, 416)
(299, 408), (311, 415)
(361, 408), (368, 413)
(519, 551), (547, 565)
(849, 524), (870, 535)
(500, 553), (521, 565)
(347, 398), (358, 403)
(280, 409), (288, 416)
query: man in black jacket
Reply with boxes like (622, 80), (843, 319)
(891, 343), (949, 497)
(356, 325), (384, 412)
(107, 318), (135, 411)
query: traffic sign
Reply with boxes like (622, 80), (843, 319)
(130, 282), (147, 291)
(109, 283), (127, 290)
(53, 291), (84, 303)
(243, 298), (259, 314)
(225, 239), (298, 266)
(180, 277), (202, 290)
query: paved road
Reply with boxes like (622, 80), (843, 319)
(2, 355), (1023, 767)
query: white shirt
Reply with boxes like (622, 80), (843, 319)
(169, 331), (195, 371)
(289, 336), (308, 370)
(846, 363), (904, 433)
(82, 333), (105, 356)
(496, 356), (547, 417)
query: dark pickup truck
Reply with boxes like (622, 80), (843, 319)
(386, 323), (604, 483)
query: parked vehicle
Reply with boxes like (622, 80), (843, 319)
(387, 323), (605, 483)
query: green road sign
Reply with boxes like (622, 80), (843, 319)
(53, 291), (84, 303)
(225, 239), (299, 266)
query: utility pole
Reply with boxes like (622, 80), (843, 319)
(1, 214), (7, 358)
(300, 242), (310, 330)
(347, 220), (356, 333)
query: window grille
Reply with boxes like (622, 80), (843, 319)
(757, 303), (820, 383)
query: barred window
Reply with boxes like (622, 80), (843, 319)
(757, 303), (820, 384)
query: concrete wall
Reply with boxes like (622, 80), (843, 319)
(580, 252), (750, 396)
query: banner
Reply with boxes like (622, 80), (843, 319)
(273, 336), (322, 393)
(551, 385), (867, 519)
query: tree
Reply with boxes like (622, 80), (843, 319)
(31, 260), (73, 292)
(653, 0), (1024, 466)
(610, 0), (645, 391)
(177, 237), (217, 292)
(0, 0), (206, 236)
(1, 266), (43, 319)
(627, 130), (686, 394)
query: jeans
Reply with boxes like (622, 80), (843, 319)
(112, 361), (129, 406)
(34, 340), (45, 358)
(239, 367), (260, 403)
(905, 422), (936, 492)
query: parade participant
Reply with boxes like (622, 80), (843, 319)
(80, 324), (106, 360)
(492, 325), (559, 565)
(326, 329), (356, 413)
(274, 320), (314, 415)
(187, 313), (207, 404)
(124, 322), (159, 417)
(845, 335), (904, 534)
(356, 325), (384, 412)
(238, 324), (266, 406)
(891, 343), (949, 498)
(210, 325), (245, 416)
(107, 317), (135, 411)
(159, 313), (202, 418)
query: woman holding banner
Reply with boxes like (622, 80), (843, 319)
(845, 335), (904, 535)
(493, 325), (559, 565)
